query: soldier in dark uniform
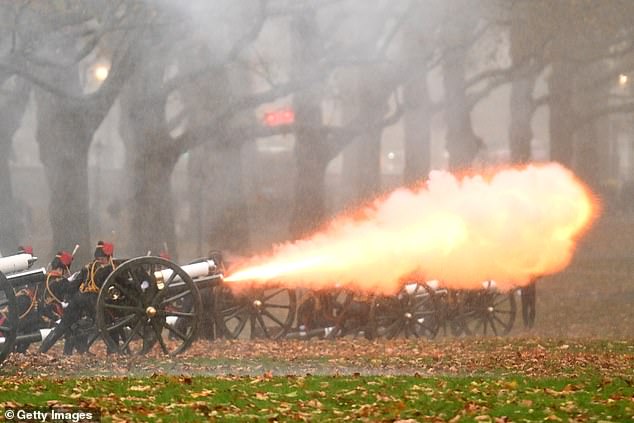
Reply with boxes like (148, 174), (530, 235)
(39, 241), (115, 355)
(13, 250), (76, 353)
(38, 250), (75, 326)
(521, 278), (537, 329)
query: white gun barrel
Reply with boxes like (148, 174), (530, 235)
(0, 254), (36, 274)
(0, 328), (52, 345)
(153, 260), (220, 286)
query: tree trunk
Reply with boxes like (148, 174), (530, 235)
(508, 0), (539, 164)
(127, 145), (179, 258)
(0, 152), (18, 254)
(205, 144), (250, 254)
(403, 72), (431, 184)
(289, 8), (329, 238)
(353, 72), (389, 201)
(442, 47), (482, 171)
(548, 61), (575, 166)
(0, 78), (30, 253)
(290, 116), (328, 238)
(35, 90), (93, 263)
(509, 76), (535, 163)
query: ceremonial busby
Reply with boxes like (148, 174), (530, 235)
(94, 241), (114, 259)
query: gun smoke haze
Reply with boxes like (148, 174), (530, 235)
(225, 162), (599, 294)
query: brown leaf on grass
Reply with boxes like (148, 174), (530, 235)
(255, 392), (269, 400)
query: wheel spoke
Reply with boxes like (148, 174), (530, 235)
(260, 303), (291, 310)
(221, 305), (248, 320)
(152, 321), (169, 354)
(262, 309), (286, 328)
(489, 316), (498, 336)
(384, 319), (401, 338)
(163, 268), (179, 288)
(493, 314), (511, 330)
(120, 318), (144, 351)
(163, 321), (189, 341)
(162, 310), (196, 318)
(105, 314), (137, 332)
(249, 315), (256, 337)
(160, 289), (192, 305)
(226, 316), (247, 338)
(103, 303), (143, 313)
(492, 295), (511, 308)
(262, 289), (286, 302)
(255, 314), (271, 338)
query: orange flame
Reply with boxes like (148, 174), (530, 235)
(225, 163), (599, 294)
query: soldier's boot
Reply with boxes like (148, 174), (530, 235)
(63, 336), (75, 355)
(74, 334), (89, 354)
(38, 325), (66, 353)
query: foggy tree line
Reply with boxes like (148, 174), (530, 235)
(1, 0), (634, 262)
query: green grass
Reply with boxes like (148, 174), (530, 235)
(1, 373), (633, 422)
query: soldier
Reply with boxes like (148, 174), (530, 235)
(39, 241), (115, 355)
(38, 250), (75, 326)
(521, 278), (537, 329)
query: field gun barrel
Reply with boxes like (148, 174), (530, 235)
(6, 268), (47, 288)
(153, 259), (223, 288)
(0, 253), (37, 275)
(0, 328), (53, 346)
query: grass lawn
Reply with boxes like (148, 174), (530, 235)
(1, 372), (633, 422)
(1, 338), (633, 422)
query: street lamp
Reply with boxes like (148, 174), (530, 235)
(619, 74), (628, 86)
(94, 64), (110, 82)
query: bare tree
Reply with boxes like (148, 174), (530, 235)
(0, 2), (140, 261)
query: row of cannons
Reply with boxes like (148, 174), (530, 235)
(0, 252), (534, 363)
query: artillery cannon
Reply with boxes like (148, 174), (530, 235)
(0, 253), (48, 362)
(95, 256), (222, 356)
(0, 253), (225, 363)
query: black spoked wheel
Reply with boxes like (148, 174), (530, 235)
(215, 284), (296, 340)
(463, 282), (517, 336)
(0, 272), (18, 363)
(96, 257), (202, 356)
(370, 283), (440, 340)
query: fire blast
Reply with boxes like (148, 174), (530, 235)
(225, 163), (598, 294)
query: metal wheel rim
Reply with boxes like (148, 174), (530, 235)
(216, 284), (296, 340)
(464, 290), (517, 336)
(96, 257), (202, 356)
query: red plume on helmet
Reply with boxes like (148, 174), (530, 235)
(57, 251), (73, 267)
(94, 241), (114, 258)
(18, 245), (33, 255)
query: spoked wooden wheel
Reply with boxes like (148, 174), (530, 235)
(370, 283), (440, 340)
(96, 257), (202, 356)
(463, 282), (517, 336)
(215, 284), (296, 340)
(0, 272), (18, 363)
